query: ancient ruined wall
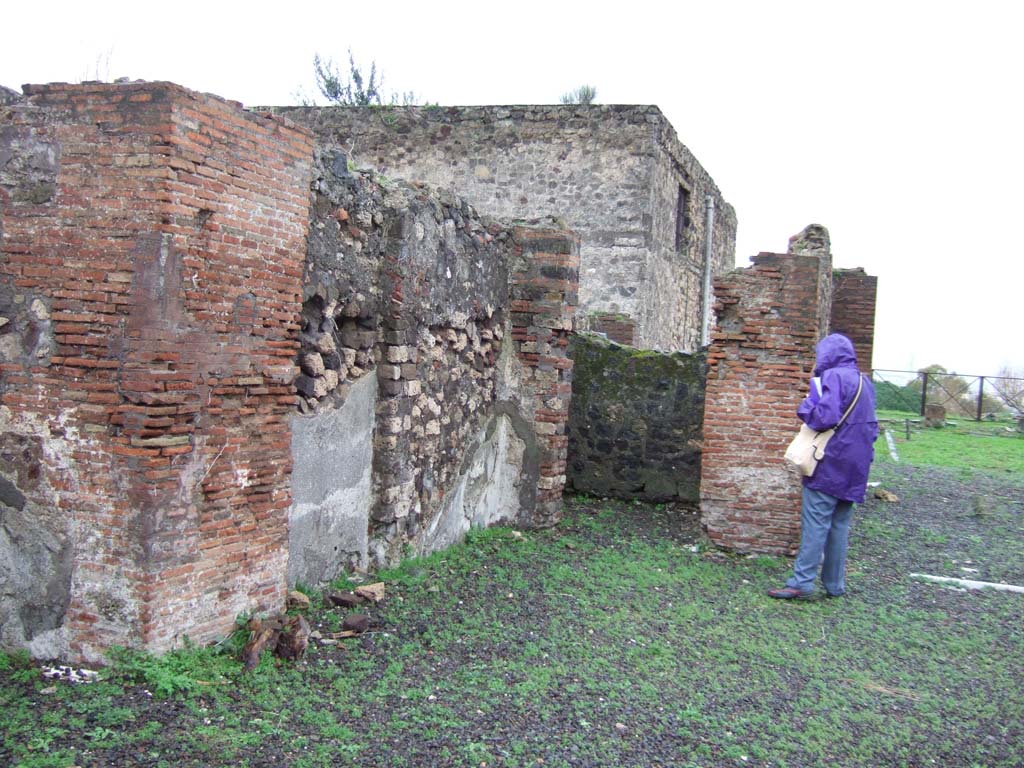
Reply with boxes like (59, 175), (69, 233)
(269, 105), (734, 353)
(0, 82), (314, 660)
(288, 146), (578, 581)
(700, 249), (830, 554)
(831, 268), (877, 371)
(646, 122), (738, 351)
(508, 227), (579, 526)
(1, 81), (582, 660)
(567, 334), (706, 503)
(786, 224), (834, 340)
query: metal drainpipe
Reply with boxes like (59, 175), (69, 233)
(700, 195), (715, 346)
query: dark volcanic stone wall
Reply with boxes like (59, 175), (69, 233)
(566, 334), (706, 502)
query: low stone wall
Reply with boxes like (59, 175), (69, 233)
(566, 334), (706, 503)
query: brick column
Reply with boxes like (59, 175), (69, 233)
(700, 253), (829, 554)
(510, 227), (579, 527)
(1, 82), (313, 660)
(831, 268), (877, 372)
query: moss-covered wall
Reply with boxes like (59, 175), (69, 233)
(566, 334), (706, 502)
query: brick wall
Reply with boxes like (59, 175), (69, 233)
(1, 82), (313, 660)
(510, 227), (579, 527)
(831, 268), (877, 372)
(587, 313), (636, 346)
(700, 252), (829, 554)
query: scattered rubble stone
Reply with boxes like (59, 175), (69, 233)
(354, 582), (386, 603)
(41, 665), (99, 684)
(242, 614), (312, 671)
(342, 614), (370, 634)
(327, 591), (366, 609)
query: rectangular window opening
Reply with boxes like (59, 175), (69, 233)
(675, 185), (692, 253)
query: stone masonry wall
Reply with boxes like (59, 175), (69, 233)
(646, 122), (738, 351)
(289, 147), (578, 580)
(1, 82), (314, 661)
(567, 334), (706, 503)
(830, 268), (877, 371)
(267, 105), (735, 353)
(700, 250), (831, 554)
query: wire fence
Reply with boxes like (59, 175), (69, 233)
(873, 369), (1024, 426)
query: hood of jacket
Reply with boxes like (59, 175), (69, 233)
(813, 333), (859, 376)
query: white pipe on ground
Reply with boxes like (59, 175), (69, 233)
(910, 573), (1024, 594)
(885, 429), (900, 462)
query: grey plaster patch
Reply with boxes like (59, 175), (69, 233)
(419, 413), (526, 555)
(0, 408), (83, 659)
(0, 504), (72, 657)
(288, 373), (376, 585)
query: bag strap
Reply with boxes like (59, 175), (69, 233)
(836, 375), (864, 430)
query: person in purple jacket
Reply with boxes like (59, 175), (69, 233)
(769, 333), (880, 599)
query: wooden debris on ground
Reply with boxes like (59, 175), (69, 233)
(311, 629), (362, 643)
(242, 616), (278, 671)
(241, 579), (390, 668)
(277, 614), (312, 660)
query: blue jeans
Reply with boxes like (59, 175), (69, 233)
(786, 487), (854, 595)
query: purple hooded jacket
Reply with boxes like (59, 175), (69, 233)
(797, 334), (880, 502)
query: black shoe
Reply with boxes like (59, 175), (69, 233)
(767, 586), (814, 599)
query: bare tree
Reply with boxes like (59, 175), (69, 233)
(311, 50), (418, 107)
(560, 85), (597, 105)
(992, 366), (1024, 421)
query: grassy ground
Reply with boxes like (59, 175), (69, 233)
(877, 409), (1024, 473)
(2, 430), (1021, 767)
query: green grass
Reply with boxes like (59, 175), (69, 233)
(1, 431), (1021, 767)
(877, 409), (1024, 474)
(4, 494), (1021, 768)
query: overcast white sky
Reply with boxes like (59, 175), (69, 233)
(3, 1), (1021, 376)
